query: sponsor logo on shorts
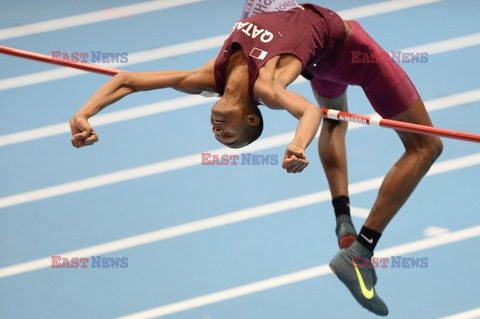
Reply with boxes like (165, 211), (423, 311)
(51, 256), (129, 268)
(201, 153), (279, 165)
(351, 256), (429, 269)
(51, 51), (129, 64)
(350, 50), (429, 64)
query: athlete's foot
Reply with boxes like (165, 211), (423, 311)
(335, 215), (357, 249)
(329, 241), (388, 316)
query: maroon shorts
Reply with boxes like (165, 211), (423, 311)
(310, 20), (420, 118)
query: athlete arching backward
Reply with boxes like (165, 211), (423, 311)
(66, 3), (442, 316)
(236, 2), (442, 316)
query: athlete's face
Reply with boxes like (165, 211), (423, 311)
(210, 109), (249, 148)
(210, 98), (262, 148)
(211, 97), (260, 148)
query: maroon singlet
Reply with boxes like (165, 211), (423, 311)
(214, 3), (346, 106)
(214, 3), (419, 118)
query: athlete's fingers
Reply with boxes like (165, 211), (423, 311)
(295, 160), (309, 173)
(284, 144), (306, 160)
(290, 158), (308, 173)
(289, 155), (309, 173)
(83, 133), (99, 145)
(282, 155), (299, 169)
(283, 155), (307, 173)
(70, 115), (97, 147)
(73, 128), (93, 140)
(71, 133), (97, 148)
(71, 137), (84, 148)
(288, 161), (303, 173)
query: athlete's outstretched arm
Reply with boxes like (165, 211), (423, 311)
(70, 59), (217, 148)
(255, 56), (322, 173)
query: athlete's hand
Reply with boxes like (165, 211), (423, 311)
(69, 114), (99, 148)
(282, 143), (309, 173)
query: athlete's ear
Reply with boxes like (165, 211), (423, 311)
(246, 113), (260, 126)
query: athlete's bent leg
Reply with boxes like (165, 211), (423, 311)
(329, 97), (442, 316)
(314, 91), (357, 248)
(364, 97), (443, 232)
(314, 91), (349, 198)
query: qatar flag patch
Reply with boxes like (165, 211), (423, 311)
(249, 47), (268, 60)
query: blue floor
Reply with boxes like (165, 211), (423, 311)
(1, 1), (479, 318)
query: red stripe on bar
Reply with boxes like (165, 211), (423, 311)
(2, 45), (479, 143)
(320, 108), (480, 143)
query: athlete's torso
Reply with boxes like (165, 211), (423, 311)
(214, 3), (346, 105)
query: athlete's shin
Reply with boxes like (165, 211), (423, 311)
(319, 118), (349, 198)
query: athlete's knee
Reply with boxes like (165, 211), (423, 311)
(407, 135), (443, 167)
(429, 136), (443, 160)
(423, 135), (442, 160)
(321, 115), (349, 135)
